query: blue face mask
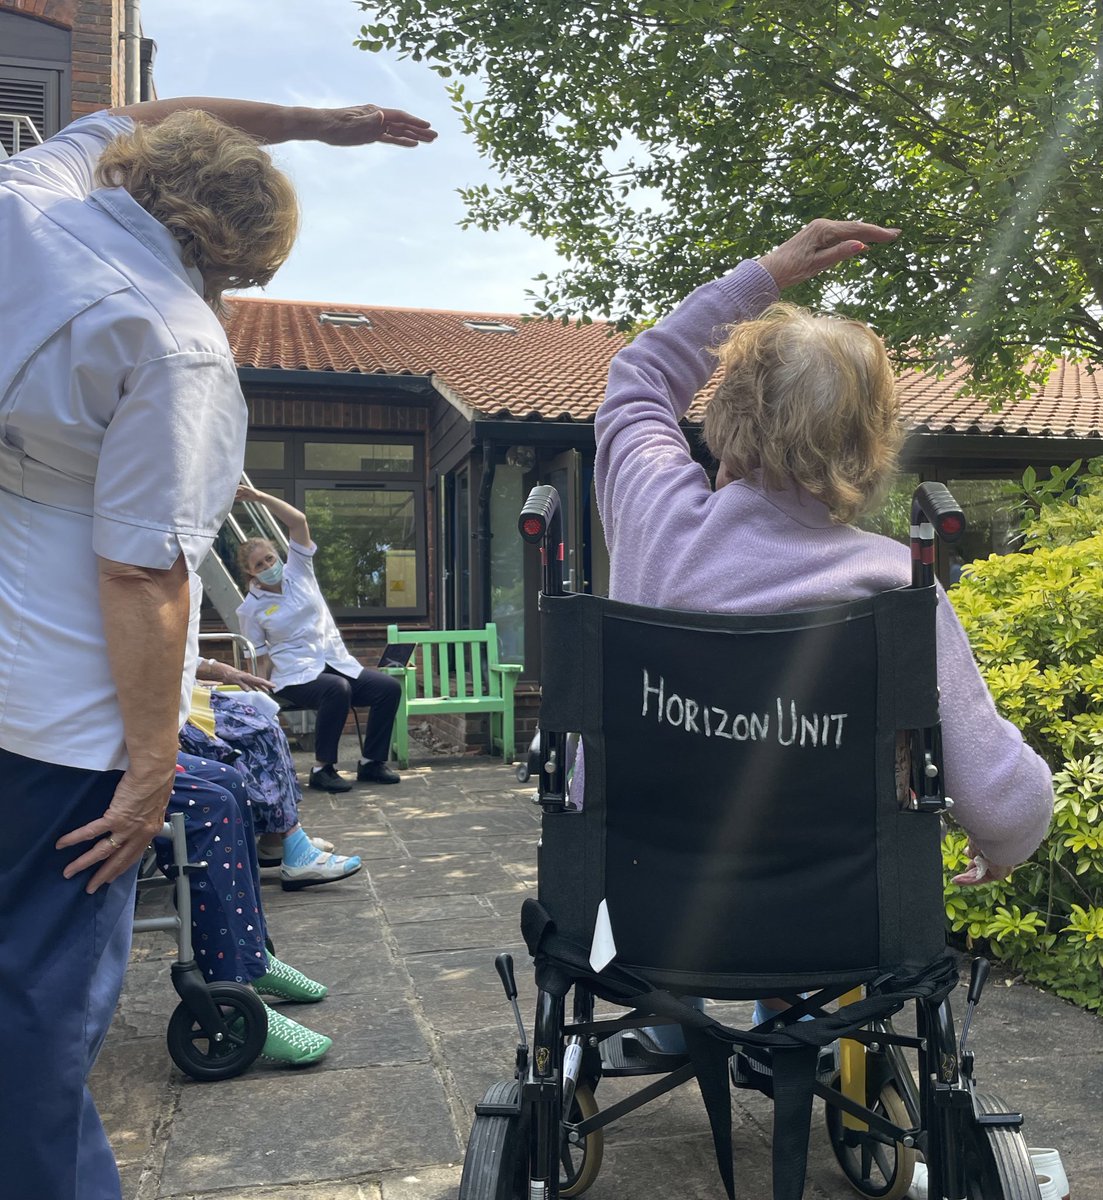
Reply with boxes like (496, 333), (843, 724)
(256, 559), (284, 586)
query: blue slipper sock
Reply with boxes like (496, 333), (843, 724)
(282, 827), (321, 869)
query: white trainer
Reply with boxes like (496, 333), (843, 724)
(280, 850), (362, 891)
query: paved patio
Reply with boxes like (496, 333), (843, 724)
(95, 740), (1103, 1200)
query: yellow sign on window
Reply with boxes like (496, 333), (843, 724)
(385, 550), (417, 607)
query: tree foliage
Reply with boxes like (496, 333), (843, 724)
(356, 0), (1102, 401)
(947, 463), (1103, 1012)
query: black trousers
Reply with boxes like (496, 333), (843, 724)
(278, 665), (402, 766)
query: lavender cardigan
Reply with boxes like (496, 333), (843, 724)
(590, 260), (1052, 867)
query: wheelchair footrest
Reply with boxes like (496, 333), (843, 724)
(600, 1030), (687, 1077)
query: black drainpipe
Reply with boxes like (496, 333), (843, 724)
(139, 38), (157, 103)
(476, 442), (498, 627)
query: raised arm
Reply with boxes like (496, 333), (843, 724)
(594, 220), (900, 551)
(236, 485), (310, 547)
(111, 98), (437, 148)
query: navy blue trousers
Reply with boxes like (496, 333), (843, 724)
(0, 747), (139, 1200)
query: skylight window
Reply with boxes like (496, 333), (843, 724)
(464, 320), (517, 334)
(319, 311), (372, 327)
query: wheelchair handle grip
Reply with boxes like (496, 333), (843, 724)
(518, 484), (561, 545)
(495, 952), (518, 1000)
(911, 482), (966, 544)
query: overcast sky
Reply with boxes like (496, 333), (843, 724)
(140, 0), (564, 314)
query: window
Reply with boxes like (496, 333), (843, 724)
(942, 477), (1023, 583)
(0, 7), (70, 156)
(318, 311), (372, 327)
(237, 433), (426, 618)
(463, 320), (517, 334)
(490, 464), (526, 663)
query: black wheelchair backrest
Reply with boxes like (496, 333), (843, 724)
(537, 586), (947, 997)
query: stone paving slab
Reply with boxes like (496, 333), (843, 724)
(158, 1064), (460, 1196)
(96, 744), (1103, 1200)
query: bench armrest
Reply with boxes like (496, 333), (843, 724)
(489, 664), (523, 675)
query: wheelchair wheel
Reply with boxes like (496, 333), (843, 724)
(825, 1073), (916, 1200)
(963, 1092), (1042, 1199)
(560, 1083), (604, 1197)
(166, 982), (267, 1082)
(458, 1080), (526, 1200)
(515, 763), (530, 783)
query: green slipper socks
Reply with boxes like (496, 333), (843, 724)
(254, 955), (328, 1003)
(259, 1004), (332, 1066)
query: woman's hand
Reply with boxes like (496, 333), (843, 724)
(315, 105), (437, 148)
(757, 219), (900, 291)
(952, 845), (1014, 887)
(235, 484), (268, 504)
(57, 766), (177, 893)
(223, 667), (275, 692)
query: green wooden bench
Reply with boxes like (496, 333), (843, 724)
(384, 623), (522, 768)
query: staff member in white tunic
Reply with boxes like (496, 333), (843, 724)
(0, 96), (434, 1200)
(236, 486), (404, 793)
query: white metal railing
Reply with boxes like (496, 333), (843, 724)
(0, 112), (44, 159)
(197, 471), (290, 632)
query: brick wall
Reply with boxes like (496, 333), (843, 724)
(69, 0), (121, 117)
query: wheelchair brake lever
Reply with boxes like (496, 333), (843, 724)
(958, 956), (990, 1060)
(495, 953), (529, 1051)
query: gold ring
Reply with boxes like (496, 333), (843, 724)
(107, 834), (121, 849)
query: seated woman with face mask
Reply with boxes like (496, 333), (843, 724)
(235, 486), (404, 793)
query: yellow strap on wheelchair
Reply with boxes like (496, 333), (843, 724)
(839, 986), (868, 1131)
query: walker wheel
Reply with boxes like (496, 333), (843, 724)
(166, 982), (267, 1082)
(825, 1073), (916, 1200)
(515, 764), (530, 783)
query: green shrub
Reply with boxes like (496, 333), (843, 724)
(947, 473), (1103, 1012)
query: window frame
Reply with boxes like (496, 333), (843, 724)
(243, 431), (428, 620)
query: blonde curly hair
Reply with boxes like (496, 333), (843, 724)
(236, 537), (275, 581)
(95, 110), (299, 306)
(703, 303), (903, 524)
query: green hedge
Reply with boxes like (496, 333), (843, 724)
(946, 463), (1103, 1012)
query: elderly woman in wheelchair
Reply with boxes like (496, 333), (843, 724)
(461, 221), (1054, 1200)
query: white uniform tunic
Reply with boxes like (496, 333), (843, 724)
(0, 113), (248, 772)
(236, 539), (362, 690)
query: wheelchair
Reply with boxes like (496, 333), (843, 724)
(134, 812), (268, 1081)
(458, 483), (1042, 1200)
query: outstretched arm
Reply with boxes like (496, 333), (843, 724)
(111, 98), (437, 148)
(595, 219), (900, 549)
(236, 485), (310, 547)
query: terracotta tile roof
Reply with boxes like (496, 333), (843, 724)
(225, 297), (1103, 440)
(224, 297), (624, 422)
(895, 359), (1103, 439)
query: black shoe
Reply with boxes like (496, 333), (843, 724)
(308, 765), (352, 793)
(356, 760), (401, 785)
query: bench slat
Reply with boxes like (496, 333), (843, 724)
(455, 641), (467, 699)
(386, 622), (519, 766)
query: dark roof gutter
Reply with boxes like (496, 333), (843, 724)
(904, 430), (1103, 467)
(236, 367), (436, 397)
(472, 418), (596, 448)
